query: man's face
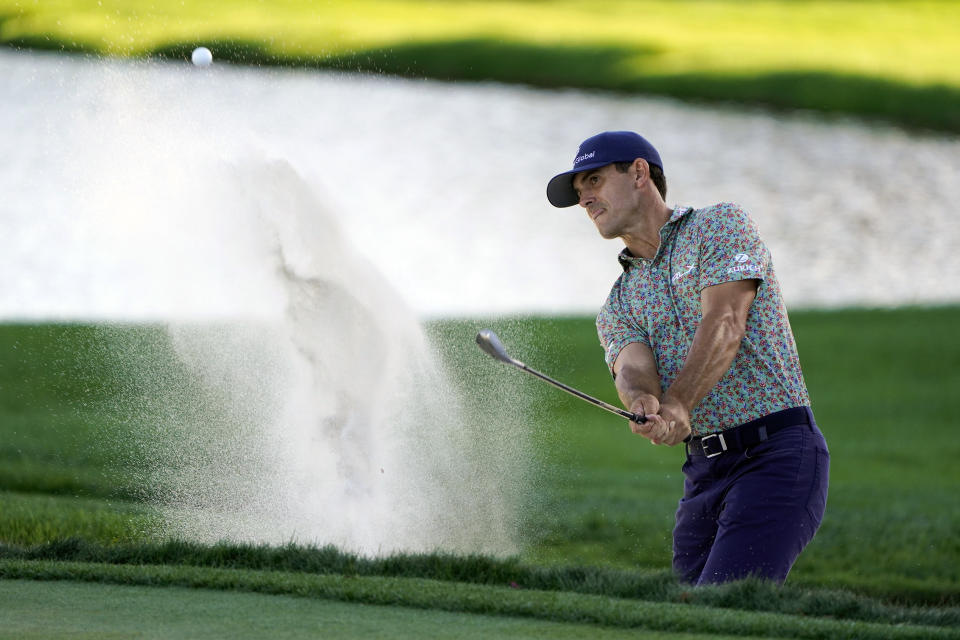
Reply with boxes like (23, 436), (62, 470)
(572, 163), (638, 239)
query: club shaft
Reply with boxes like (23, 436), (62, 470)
(515, 362), (647, 424)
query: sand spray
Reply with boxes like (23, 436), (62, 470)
(70, 64), (529, 555)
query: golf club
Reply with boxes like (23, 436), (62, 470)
(476, 329), (647, 425)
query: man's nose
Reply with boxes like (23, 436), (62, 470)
(579, 192), (594, 208)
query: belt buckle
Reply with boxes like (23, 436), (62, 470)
(701, 433), (728, 458)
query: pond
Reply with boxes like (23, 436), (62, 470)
(2, 50), (958, 320)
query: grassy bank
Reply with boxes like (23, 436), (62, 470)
(3, 578), (736, 640)
(1, 307), (958, 634)
(1, 560), (957, 639)
(2, 538), (958, 629)
(1, 1), (959, 132)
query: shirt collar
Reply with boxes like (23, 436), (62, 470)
(616, 206), (695, 271)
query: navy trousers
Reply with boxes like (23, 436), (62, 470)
(673, 411), (829, 585)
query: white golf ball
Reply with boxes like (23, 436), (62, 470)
(191, 47), (213, 67)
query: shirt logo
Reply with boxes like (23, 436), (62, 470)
(727, 253), (761, 274)
(671, 265), (696, 282)
(727, 263), (762, 274)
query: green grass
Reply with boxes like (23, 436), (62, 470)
(1, 1), (959, 131)
(426, 307), (960, 604)
(0, 492), (158, 545)
(1, 308), (958, 635)
(2, 538), (957, 629)
(3, 579), (738, 640)
(2, 561), (956, 639)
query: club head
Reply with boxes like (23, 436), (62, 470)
(476, 329), (520, 366)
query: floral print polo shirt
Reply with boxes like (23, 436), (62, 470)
(596, 203), (810, 436)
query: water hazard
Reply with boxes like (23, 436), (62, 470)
(3, 50), (959, 319)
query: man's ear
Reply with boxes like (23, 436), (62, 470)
(633, 158), (647, 186)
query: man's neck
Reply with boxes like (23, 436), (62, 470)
(620, 202), (674, 260)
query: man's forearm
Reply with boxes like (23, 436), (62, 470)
(610, 342), (663, 417)
(664, 308), (745, 412)
(615, 362), (662, 411)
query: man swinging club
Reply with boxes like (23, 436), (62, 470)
(546, 131), (829, 585)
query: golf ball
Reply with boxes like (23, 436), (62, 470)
(191, 47), (213, 67)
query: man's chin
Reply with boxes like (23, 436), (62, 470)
(595, 225), (620, 240)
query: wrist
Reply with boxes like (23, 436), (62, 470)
(662, 390), (694, 414)
(627, 391), (661, 416)
(634, 390), (660, 402)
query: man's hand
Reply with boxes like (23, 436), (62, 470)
(628, 393), (660, 435)
(637, 396), (691, 446)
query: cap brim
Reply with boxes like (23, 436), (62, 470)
(545, 160), (613, 208)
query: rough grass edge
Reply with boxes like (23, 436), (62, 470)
(1, 538), (956, 628)
(2, 560), (958, 640)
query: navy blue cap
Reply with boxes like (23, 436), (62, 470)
(546, 131), (663, 208)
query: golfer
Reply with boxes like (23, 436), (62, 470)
(546, 131), (829, 585)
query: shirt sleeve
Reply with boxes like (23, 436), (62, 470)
(596, 280), (649, 375)
(697, 203), (770, 290)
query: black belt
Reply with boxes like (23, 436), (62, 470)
(686, 406), (813, 458)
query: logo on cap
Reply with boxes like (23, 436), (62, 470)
(574, 151), (596, 166)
